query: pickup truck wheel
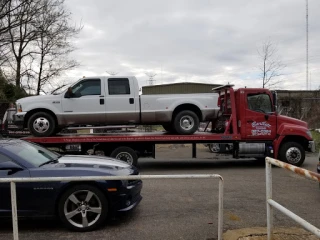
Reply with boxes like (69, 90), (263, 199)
(110, 147), (138, 166)
(28, 112), (56, 137)
(173, 110), (199, 135)
(279, 142), (305, 166)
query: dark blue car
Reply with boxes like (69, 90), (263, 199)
(0, 139), (142, 231)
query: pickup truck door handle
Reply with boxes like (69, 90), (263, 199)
(100, 99), (104, 105)
(247, 120), (254, 123)
(129, 98), (134, 104)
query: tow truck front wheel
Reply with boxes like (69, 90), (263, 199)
(28, 112), (56, 137)
(279, 142), (305, 167)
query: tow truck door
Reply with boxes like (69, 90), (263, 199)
(244, 91), (277, 140)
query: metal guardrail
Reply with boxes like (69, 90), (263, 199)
(265, 157), (320, 240)
(0, 174), (224, 240)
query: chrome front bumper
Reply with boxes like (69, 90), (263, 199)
(13, 112), (27, 126)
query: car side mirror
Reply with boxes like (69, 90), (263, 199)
(0, 161), (24, 174)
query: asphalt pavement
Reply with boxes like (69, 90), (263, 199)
(0, 144), (319, 240)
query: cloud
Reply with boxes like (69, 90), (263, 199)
(63, 0), (320, 90)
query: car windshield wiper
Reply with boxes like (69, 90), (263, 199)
(38, 159), (59, 167)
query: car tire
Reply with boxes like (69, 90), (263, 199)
(110, 146), (138, 166)
(28, 112), (56, 137)
(279, 142), (305, 166)
(173, 110), (199, 135)
(58, 184), (108, 232)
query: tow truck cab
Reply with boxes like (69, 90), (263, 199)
(214, 86), (314, 166)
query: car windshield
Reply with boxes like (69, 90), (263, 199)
(2, 140), (61, 167)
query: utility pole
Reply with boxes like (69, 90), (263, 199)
(306, 0), (309, 90)
(145, 72), (157, 85)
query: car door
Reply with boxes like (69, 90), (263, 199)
(61, 78), (106, 125)
(0, 153), (31, 217)
(104, 78), (139, 124)
(244, 92), (277, 140)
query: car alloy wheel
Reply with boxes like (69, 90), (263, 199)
(58, 185), (108, 231)
(64, 190), (102, 229)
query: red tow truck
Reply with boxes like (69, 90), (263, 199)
(22, 85), (315, 167)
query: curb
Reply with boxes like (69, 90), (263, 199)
(223, 227), (319, 240)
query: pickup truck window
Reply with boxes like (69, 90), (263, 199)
(108, 78), (130, 95)
(72, 79), (101, 96)
(247, 93), (272, 113)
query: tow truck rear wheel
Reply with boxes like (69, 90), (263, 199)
(279, 142), (305, 167)
(110, 147), (138, 166)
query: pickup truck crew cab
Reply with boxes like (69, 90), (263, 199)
(13, 76), (219, 137)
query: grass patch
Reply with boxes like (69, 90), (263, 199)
(311, 130), (320, 152)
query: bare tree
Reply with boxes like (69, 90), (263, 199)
(258, 40), (286, 88)
(3, 0), (43, 86)
(28, 0), (82, 95)
(2, 0), (81, 94)
(0, 0), (39, 65)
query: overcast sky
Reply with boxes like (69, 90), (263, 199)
(63, 0), (320, 90)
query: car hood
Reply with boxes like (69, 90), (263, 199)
(57, 155), (131, 169)
(32, 155), (139, 178)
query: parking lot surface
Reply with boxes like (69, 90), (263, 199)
(0, 144), (319, 240)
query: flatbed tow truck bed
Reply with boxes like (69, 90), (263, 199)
(23, 132), (240, 144)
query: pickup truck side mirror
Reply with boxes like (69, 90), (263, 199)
(64, 91), (71, 98)
(65, 87), (77, 98)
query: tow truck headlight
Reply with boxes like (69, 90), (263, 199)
(16, 103), (22, 112)
(306, 130), (312, 138)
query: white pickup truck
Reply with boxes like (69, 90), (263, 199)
(13, 76), (220, 137)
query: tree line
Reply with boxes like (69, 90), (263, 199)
(0, 0), (81, 101)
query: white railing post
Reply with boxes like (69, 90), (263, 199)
(10, 182), (19, 240)
(266, 159), (273, 240)
(218, 177), (224, 240)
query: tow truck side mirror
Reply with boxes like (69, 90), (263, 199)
(272, 91), (277, 112)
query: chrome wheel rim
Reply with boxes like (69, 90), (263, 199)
(180, 115), (195, 131)
(33, 117), (50, 133)
(286, 147), (301, 164)
(64, 190), (102, 229)
(116, 152), (134, 165)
